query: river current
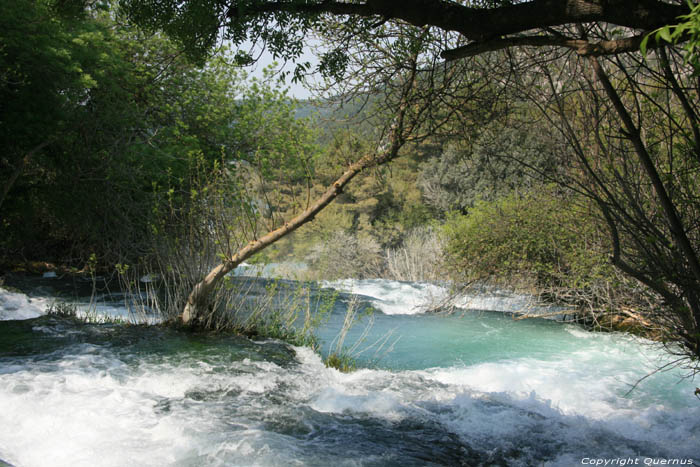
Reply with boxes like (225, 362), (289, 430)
(0, 273), (698, 466)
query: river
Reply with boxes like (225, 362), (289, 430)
(0, 273), (698, 466)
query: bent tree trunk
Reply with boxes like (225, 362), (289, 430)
(181, 118), (407, 324)
(181, 35), (424, 325)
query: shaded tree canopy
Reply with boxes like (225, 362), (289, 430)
(117, 0), (691, 70)
(0, 0), (318, 265)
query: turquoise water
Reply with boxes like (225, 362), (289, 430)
(0, 276), (698, 466)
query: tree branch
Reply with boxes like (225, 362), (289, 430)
(588, 55), (700, 287)
(441, 33), (653, 60)
(232, 0), (687, 41)
(180, 51), (419, 325)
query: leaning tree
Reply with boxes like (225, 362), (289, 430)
(114, 0), (700, 366)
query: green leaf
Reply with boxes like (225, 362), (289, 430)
(640, 34), (650, 56)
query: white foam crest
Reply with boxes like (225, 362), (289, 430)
(1, 286), (698, 466)
(294, 343), (700, 463)
(451, 289), (569, 316)
(291, 347), (412, 422)
(421, 359), (634, 420)
(0, 352), (188, 466)
(322, 278), (448, 314)
(1, 337), (698, 466)
(0, 287), (162, 324)
(0, 288), (49, 320)
(323, 278), (569, 317)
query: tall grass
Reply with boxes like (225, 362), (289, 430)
(324, 293), (399, 372)
(117, 258), (339, 346)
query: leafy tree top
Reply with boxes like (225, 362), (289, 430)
(114, 0), (691, 72)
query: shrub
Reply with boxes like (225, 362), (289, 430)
(441, 188), (649, 312)
(385, 226), (445, 282)
(324, 352), (357, 372)
(307, 230), (384, 280)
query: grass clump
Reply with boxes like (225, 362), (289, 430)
(46, 300), (132, 325)
(322, 293), (398, 372)
(324, 351), (356, 372)
(46, 302), (78, 318)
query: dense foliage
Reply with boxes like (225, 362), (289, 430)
(5, 0), (700, 368)
(0, 0), (315, 268)
(440, 188), (655, 314)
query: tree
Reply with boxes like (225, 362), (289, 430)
(502, 38), (700, 365)
(0, 0), (92, 211)
(0, 2), (317, 268)
(117, 0), (689, 66)
(180, 30), (432, 324)
(115, 0), (700, 367)
(419, 121), (569, 213)
(642, 0), (700, 68)
(0, 2), (237, 263)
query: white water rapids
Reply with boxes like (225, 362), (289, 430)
(0, 276), (698, 466)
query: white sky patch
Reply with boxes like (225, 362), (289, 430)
(235, 39), (320, 99)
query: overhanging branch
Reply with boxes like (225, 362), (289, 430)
(230, 0), (687, 42)
(441, 33), (654, 61)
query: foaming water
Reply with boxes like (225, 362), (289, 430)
(0, 289), (49, 321)
(0, 278), (699, 466)
(323, 279), (447, 315)
(323, 278), (568, 317)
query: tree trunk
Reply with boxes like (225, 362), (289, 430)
(180, 29), (425, 325)
(181, 113), (408, 324)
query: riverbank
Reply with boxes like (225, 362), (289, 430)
(0, 264), (664, 343)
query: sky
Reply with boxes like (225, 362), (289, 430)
(243, 43), (319, 100)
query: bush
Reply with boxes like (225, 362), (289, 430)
(324, 352), (357, 372)
(306, 230), (384, 280)
(441, 188), (648, 312)
(385, 226), (445, 282)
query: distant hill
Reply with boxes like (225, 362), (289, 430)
(295, 96), (380, 143)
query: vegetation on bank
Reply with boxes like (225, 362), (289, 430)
(3, 0), (700, 372)
(0, 0), (315, 270)
(0, 0), (333, 351)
